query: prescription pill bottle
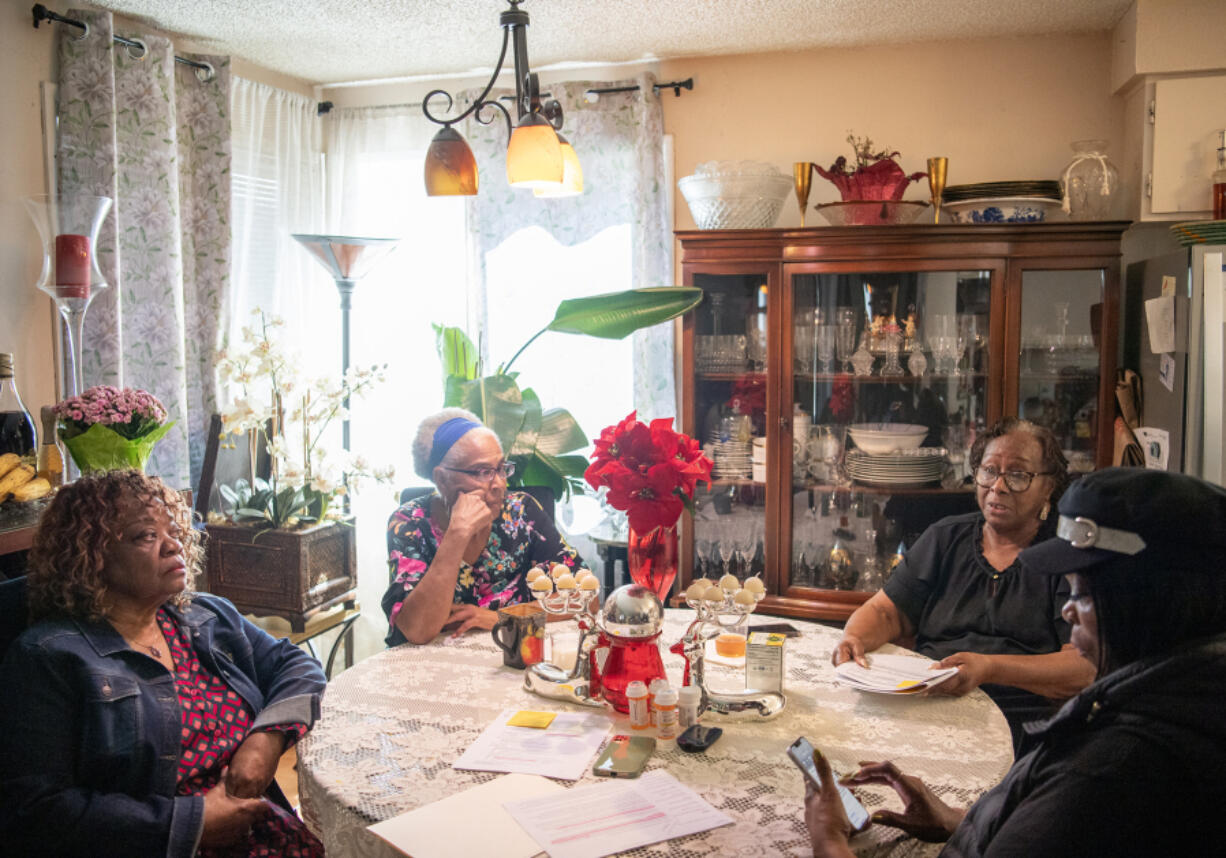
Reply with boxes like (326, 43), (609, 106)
(627, 681), (650, 730)
(654, 687), (680, 749)
(648, 678), (667, 726)
(677, 684), (701, 730)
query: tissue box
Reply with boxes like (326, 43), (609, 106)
(745, 631), (787, 692)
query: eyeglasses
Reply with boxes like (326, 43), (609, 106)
(974, 465), (1053, 492)
(442, 460), (516, 482)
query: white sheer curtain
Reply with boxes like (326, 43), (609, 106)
(229, 78), (330, 380)
(323, 104), (470, 660)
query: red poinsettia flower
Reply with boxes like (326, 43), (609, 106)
(587, 411), (712, 532)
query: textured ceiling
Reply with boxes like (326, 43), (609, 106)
(87, 0), (1133, 86)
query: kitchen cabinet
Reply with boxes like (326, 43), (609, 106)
(676, 222), (1127, 621)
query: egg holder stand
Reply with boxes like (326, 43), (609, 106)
(523, 582), (606, 708)
(671, 586), (787, 720)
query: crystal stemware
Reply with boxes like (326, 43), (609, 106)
(815, 325), (837, 374)
(835, 308), (857, 371)
(880, 327), (905, 376)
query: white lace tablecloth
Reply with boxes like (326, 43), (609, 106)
(298, 612), (1013, 858)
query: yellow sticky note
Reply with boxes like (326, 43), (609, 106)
(506, 711), (557, 729)
(894, 680), (923, 691)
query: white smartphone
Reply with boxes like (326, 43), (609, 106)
(787, 736), (871, 832)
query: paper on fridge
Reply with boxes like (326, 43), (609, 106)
(453, 708), (611, 781)
(367, 773), (561, 858)
(835, 653), (958, 694)
(503, 769), (734, 858)
(1145, 295), (1177, 354)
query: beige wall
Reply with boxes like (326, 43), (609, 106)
(659, 32), (1123, 233)
(1, 0), (58, 415)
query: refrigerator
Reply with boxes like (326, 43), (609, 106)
(1123, 245), (1226, 486)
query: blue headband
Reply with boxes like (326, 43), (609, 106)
(428, 417), (483, 470)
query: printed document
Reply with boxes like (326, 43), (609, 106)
(453, 708), (610, 781)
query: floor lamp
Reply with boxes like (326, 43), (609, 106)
(291, 234), (400, 452)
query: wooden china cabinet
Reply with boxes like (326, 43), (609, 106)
(676, 222), (1128, 622)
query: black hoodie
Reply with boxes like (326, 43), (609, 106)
(941, 632), (1226, 857)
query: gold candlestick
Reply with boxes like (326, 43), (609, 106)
(928, 157), (948, 224)
(794, 161), (815, 227)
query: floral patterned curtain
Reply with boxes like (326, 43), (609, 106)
(460, 73), (676, 419)
(55, 9), (230, 488)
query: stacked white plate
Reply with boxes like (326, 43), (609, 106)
(708, 429), (752, 480)
(846, 447), (947, 487)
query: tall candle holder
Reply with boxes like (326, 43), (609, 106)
(670, 574), (787, 719)
(23, 195), (114, 397)
(523, 565), (606, 707)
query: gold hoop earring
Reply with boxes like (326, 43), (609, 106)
(1040, 501), (1050, 521)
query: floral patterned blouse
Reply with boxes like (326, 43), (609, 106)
(382, 491), (583, 646)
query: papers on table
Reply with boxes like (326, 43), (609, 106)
(834, 653), (959, 694)
(503, 770), (734, 858)
(453, 708), (611, 781)
(367, 773), (563, 858)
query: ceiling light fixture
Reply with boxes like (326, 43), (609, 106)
(422, 0), (579, 197)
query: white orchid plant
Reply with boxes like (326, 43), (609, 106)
(213, 309), (394, 529)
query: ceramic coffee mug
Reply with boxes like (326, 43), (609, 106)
(491, 603), (546, 669)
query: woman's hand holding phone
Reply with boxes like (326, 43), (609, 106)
(840, 760), (966, 842)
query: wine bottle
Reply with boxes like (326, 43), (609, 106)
(0, 353), (37, 458)
(37, 405), (65, 487)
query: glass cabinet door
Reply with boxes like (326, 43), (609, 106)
(1018, 270), (1105, 475)
(689, 273), (769, 585)
(787, 269), (991, 593)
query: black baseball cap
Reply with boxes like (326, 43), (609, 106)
(1019, 467), (1226, 576)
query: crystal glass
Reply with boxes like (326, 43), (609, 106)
(906, 343), (928, 377)
(835, 308), (857, 371)
(880, 328), (904, 376)
(794, 321), (817, 372)
(815, 325), (837, 373)
(850, 339), (875, 376)
(23, 194), (114, 396)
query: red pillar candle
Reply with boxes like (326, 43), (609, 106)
(54, 234), (92, 299)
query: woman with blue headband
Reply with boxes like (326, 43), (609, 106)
(381, 408), (584, 646)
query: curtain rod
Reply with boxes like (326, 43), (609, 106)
(32, 3), (217, 82)
(315, 78), (692, 115)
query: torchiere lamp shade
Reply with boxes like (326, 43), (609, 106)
(506, 113), (564, 189)
(424, 127), (479, 196)
(534, 134), (583, 198)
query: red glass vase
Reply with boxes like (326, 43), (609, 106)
(599, 633), (666, 713)
(627, 524), (679, 604)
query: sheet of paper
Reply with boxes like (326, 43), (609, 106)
(1134, 426), (1171, 470)
(503, 769), (733, 858)
(368, 773), (560, 858)
(834, 653), (958, 694)
(1159, 353), (1177, 392)
(1145, 296), (1176, 354)
(1161, 274), (1177, 297)
(453, 708), (610, 781)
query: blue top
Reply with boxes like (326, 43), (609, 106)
(0, 593), (326, 858)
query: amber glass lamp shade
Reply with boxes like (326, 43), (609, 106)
(533, 134), (583, 198)
(424, 127), (478, 196)
(506, 113), (564, 189)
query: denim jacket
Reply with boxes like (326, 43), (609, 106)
(0, 594), (326, 858)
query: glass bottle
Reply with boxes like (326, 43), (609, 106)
(1213, 130), (1226, 221)
(1060, 140), (1118, 220)
(0, 353), (37, 458)
(37, 405), (65, 488)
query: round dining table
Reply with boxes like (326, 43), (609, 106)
(297, 611), (1014, 858)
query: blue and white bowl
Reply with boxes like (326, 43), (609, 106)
(943, 196), (1060, 224)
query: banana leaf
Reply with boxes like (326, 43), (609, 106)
(513, 449), (589, 500)
(434, 324), (480, 383)
(536, 407), (587, 457)
(446, 373), (526, 455)
(509, 387), (543, 457)
(547, 286), (703, 339)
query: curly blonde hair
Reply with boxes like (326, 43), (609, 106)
(27, 470), (203, 622)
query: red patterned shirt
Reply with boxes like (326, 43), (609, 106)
(157, 609), (323, 857)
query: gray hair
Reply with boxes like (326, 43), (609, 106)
(411, 407), (487, 480)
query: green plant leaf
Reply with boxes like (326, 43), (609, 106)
(450, 374), (526, 455)
(515, 451), (567, 500)
(536, 408), (587, 457)
(442, 374), (467, 408)
(509, 388), (543, 458)
(546, 287), (703, 340)
(434, 324), (480, 382)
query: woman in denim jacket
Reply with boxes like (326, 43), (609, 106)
(0, 471), (327, 857)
